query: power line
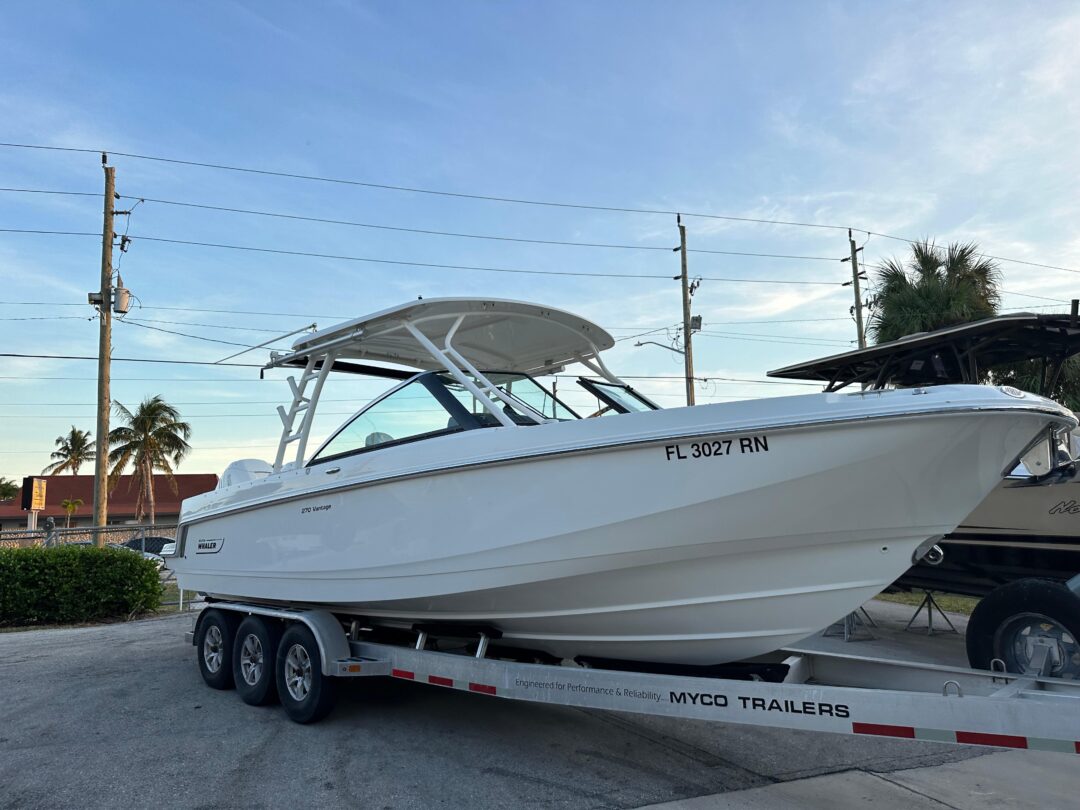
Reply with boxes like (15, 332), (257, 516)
(124, 316), (287, 333)
(1, 185), (848, 260)
(4, 143), (1079, 274)
(0, 142), (852, 231)
(0, 299), (674, 329)
(999, 289), (1074, 303)
(120, 194), (842, 261)
(0, 228), (845, 285)
(0, 315), (93, 323)
(696, 332), (852, 347)
(865, 231), (1080, 275)
(0, 228), (99, 237)
(0, 352), (262, 368)
(704, 317), (851, 325)
(115, 318), (295, 350)
(698, 330), (851, 344)
(0, 187), (98, 197)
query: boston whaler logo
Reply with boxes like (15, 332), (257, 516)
(195, 537), (225, 554)
(1049, 500), (1080, 516)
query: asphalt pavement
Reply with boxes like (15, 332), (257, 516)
(0, 604), (1075, 809)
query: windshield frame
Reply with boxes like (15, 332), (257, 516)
(307, 372), (483, 466)
(473, 370), (582, 421)
(305, 369), (577, 466)
(577, 378), (661, 414)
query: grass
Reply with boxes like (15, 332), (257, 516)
(876, 591), (980, 616)
(157, 581), (199, 613)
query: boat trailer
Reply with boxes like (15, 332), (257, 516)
(188, 601), (1080, 753)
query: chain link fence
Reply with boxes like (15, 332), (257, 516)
(0, 523), (202, 612)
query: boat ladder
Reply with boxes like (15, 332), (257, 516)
(274, 351), (339, 471)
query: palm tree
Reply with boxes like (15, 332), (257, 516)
(993, 356), (1080, 411)
(60, 497), (84, 528)
(108, 396), (192, 525)
(41, 426), (96, 475)
(868, 241), (1001, 344)
(0, 477), (18, 501)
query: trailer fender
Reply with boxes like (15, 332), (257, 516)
(197, 603), (350, 674)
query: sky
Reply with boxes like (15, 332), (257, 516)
(2, 0), (1079, 481)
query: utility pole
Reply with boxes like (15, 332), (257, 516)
(92, 157), (116, 534)
(677, 215), (695, 406)
(848, 228), (867, 349)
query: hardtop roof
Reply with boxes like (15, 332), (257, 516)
(767, 311), (1080, 391)
(281, 298), (615, 376)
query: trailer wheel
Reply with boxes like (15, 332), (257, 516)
(233, 616), (282, 706)
(196, 609), (239, 690)
(966, 578), (1080, 679)
(276, 624), (337, 723)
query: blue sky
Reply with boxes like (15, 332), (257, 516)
(2, 1), (1079, 480)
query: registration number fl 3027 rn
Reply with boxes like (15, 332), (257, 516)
(664, 435), (769, 461)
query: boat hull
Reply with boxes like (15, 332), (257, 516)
(171, 387), (1074, 664)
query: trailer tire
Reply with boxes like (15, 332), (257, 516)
(233, 616), (282, 706)
(196, 609), (239, 690)
(966, 578), (1080, 679)
(276, 624), (337, 723)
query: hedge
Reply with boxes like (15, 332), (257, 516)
(0, 545), (162, 626)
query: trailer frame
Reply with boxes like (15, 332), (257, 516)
(188, 601), (1080, 754)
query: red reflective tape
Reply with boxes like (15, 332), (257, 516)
(391, 668), (414, 680)
(955, 731), (1027, 749)
(1075, 741), (1080, 755)
(852, 722), (916, 739)
(469, 682), (497, 695)
(428, 675), (453, 687)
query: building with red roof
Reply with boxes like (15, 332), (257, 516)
(0, 474), (218, 531)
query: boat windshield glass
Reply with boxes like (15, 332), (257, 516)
(311, 379), (461, 463)
(436, 372), (579, 422)
(577, 379), (660, 414)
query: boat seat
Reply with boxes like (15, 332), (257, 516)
(364, 431), (394, 447)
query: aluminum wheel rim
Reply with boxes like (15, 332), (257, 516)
(239, 634), (264, 686)
(203, 625), (224, 674)
(284, 643), (312, 701)
(996, 612), (1080, 679)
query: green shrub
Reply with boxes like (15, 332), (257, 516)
(0, 545), (162, 626)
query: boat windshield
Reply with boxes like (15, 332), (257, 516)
(309, 371), (577, 465)
(443, 372), (579, 421)
(577, 379), (660, 414)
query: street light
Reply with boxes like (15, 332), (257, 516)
(635, 340), (685, 356)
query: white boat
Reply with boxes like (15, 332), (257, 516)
(169, 298), (1077, 665)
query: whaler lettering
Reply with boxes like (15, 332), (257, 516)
(195, 538), (224, 554)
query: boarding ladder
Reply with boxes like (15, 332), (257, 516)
(274, 351), (339, 471)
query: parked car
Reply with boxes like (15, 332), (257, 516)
(66, 540), (166, 571)
(117, 535), (175, 555)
